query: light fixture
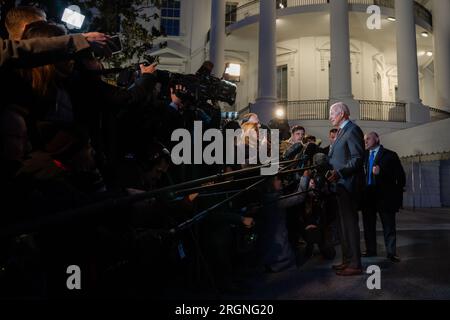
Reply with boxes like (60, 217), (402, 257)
(61, 5), (85, 29)
(421, 31), (429, 38)
(225, 63), (241, 77)
(387, 17), (396, 22)
(426, 51), (433, 57)
(418, 51), (425, 56)
(279, 3), (285, 9)
(224, 63), (241, 82)
(275, 108), (285, 119)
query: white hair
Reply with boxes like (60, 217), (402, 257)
(330, 102), (350, 117)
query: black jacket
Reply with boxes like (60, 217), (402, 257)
(363, 145), (406, 212)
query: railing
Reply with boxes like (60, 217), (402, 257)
(359, 100), (406, 122)
(429, 107), (450, 121)
(230, 0), (431, 26)
(280, 100), (330, 120)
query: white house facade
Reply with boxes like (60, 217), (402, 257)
(147, 0), (450, 207)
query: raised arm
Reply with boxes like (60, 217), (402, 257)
(0, 33), (109, 69)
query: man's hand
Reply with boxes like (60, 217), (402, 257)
(187, 193), (199, 202)
(170, 84), (186, 108)
(82, 32), (112, 58)
(327, 170), (340, 183)
(372, 165), (380, 175)
(82, 32), (109, 43)
(140, 62), (158, 75)
(241, 217), (255, 228)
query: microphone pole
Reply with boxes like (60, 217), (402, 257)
(168, 159), (310, 235)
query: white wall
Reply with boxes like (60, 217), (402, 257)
(380, 118), (450, 158)
(185, 0), (211, 73)
(420, 64), (437, 107)
(224, 35), (396, 109)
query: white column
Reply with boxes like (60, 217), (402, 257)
(395, 0), (429, 123)
(395, 0), (420, 104)
(329, 0), (358, 118)
(432, 0), (450, 111)
(255, 0), (277, 124)
(330, 0), (352, 101)
(210, 0), (226, 77)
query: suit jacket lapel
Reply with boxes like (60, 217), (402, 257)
(374, 145), (384, 165)
(329, 121), (352, 157)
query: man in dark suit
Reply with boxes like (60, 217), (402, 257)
(362, 132), (405, 263)
(327, 102), (365, 276)
(321, 128), (338, 156)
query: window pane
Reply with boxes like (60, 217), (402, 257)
(173, 20), (180, 35)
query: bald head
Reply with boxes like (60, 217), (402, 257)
(329, 102), (350, 127)
(364, 131), (380, 150)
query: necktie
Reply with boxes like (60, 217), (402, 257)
(368, 150), (376, 185)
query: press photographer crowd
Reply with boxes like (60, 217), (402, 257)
(0, 6), (406, 299)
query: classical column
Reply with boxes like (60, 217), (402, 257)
(395, 0), (420, 104)
(432, 0), (450, 111)
(210, 0), (226, 77)
(254, 0), (277, 124)
(395, 0), (429, 123)
(329, 0), (358, 118)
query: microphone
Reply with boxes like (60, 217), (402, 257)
(312, 153), (329, 168)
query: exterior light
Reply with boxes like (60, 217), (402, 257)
(61, 5), (85, 29)
(387, 17), (396, 22)
(225, 63), (241, 77)
(421, 31), (429, 38)
(224, 63), (241, 82)
(426, 51), (433, 57)
(275, 108), (285, 119)
(418, 51), (425, 56)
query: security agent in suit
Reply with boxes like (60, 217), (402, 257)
(362, 132), (405, 263)
(327, 102), (365, 276)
